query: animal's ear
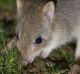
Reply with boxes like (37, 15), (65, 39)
(42, 1), (55, 20)
(16, 0), (24, 12)
(16, 0), (21, 8)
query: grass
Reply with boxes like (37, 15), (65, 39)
(0, 18), (22, 74)
(0, 0), (16, 10)
(0, 0), (76, 74)
(0, 48), (21, 74)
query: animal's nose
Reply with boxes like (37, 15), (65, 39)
(21, 58), (29, 65)
(21, 57), (34, 65)
(21, 60), (28, 65)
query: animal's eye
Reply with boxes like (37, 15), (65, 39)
(35, 37), (43, 44)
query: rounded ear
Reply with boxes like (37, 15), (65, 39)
(42, 1), (55, 20)
(16, 0), (21, 8)
(16, 0), (23, 11)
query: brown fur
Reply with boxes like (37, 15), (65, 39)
(16, 0), (80, 65)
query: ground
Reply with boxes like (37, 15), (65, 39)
(0, 0), (77, 74)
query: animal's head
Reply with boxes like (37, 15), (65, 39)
(16, 0), (55, 65)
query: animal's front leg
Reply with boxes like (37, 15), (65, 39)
(41, 47), (54, 58)
(41, 39), (59, 58)
(68, 64), (80, 74)
(75, 40), (80, 65)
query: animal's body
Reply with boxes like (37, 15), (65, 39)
(16, 0), (80, 65)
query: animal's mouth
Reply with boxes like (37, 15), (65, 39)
(21, 56), (35, 65)
(21, 49), (45, 65)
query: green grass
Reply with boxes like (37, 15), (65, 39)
(0, 0), (75, 74)
(0, 19), (22, 74)
(0, 48), (21, 74)
(0, 0), (16, 10)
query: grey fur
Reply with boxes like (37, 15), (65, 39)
(16, 0), (80, 65)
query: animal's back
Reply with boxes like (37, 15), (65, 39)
(56, 0), (80, 38)
(56, 0), (80, 26)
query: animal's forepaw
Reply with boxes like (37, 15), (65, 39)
(68, 64), (80, 74)
(41, 50), (50, 58)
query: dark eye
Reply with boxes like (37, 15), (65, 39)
(35, 37), (43, 44)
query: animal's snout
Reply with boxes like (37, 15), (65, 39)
(21, 56), (34, 65)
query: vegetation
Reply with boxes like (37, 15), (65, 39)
(0, 0), (75, 74)
(0, 0), (16, 10)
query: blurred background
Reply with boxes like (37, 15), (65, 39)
(0, 0), (22, 74)
(0, 0), (75, 74)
